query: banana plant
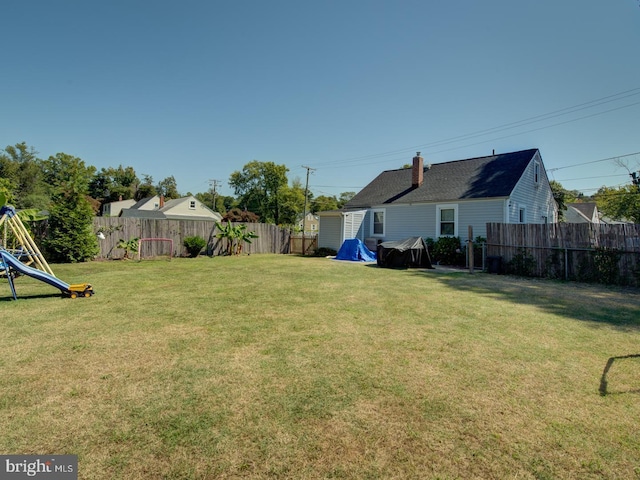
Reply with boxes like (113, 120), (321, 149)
(215, 221), (258, 255)
(116, 237), (140, 259)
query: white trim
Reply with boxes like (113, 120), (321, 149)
(533, 160), (541, 187)
(518, 206), (527, 223)
(371, 208), (386, 237)
(436, 204), (458, 237)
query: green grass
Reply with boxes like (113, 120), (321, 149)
(1, 255), (640, 479)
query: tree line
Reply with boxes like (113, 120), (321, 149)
(0, 142), (356, 225)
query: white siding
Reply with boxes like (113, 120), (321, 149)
(378, 204), (434, 241)
(318, 215), (343, 251)
(457, 199), (505, 239)
(368, 199), (505, 243)
(509, 151), (558, 223)
(344, 211), (366, 240)
(164, 197), (219, 219)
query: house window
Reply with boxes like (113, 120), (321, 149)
(189, 200), (196, 210)
(372, 209), (385, 236)
(534, 161), (540, 185)
(437, 204), (457, 237)
(519, 207), (526, 223)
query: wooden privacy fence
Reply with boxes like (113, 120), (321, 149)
(289, 235), (318, 255)
(485, 223), (640, 286)
(93, 218), (292, 259)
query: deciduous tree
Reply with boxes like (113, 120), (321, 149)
(42, 153), (99, 262)
(595, 185), (640, 223)
(229, 161), (289, 224)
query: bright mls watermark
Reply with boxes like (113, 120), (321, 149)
(0, 456), (77, 479)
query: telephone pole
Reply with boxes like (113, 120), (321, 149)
(301, 165), (316, 254)
(209, 179), (221, 211)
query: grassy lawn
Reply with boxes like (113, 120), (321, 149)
(1, 255), (640, 479)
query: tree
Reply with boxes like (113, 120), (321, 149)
(135, 174), (157, 200)
(549, 181), (569, 221)
(594, 185), (640, 223)
(0, 142), (49, 210)
(277, 178), (306, 225)
(42, 153), (99, 262)
(89, 165), (139, 205)
(338, 191), (356, 208)
(229, 161), (289, 224)
(222, 208), (259, 222)
(311, 195), (339, 213)
(195, 192), (235, 213)
(156, 175), (180, 199)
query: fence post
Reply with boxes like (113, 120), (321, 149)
(468, 225), (474, 274)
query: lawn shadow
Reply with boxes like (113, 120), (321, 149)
(0, 292), (67, 302)
(599, 354), (640, 396)
(404, 268), (640, 331)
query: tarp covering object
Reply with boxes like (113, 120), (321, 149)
(334, 238), (377, 262)
(377, 237), (434, 269)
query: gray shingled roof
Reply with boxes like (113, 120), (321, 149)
(567, 202), (597, 219)
(345, 149), (539, 208)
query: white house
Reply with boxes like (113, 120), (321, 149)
(118, 195), (222, 221)
(318, 149), (557, 251)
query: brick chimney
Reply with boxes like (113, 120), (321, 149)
(159, 195), (165, 208)
(412, 152), (424, 188)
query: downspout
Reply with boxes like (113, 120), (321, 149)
(504, 198), (510, 223)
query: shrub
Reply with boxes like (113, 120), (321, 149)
(183, 236), (206, 258)
(314, 247), (337, 257)
(592, 247), (623, 285)
(431, 237), (464, 265)
(506, 248), (536, 277)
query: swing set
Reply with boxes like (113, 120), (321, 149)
(0, 205), (94, 300)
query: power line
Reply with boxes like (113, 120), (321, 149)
(555, 174), (629, 182)
(428, 101), (640, 157)
(547, 151), (640, 172)
(310, 87), (640, 168)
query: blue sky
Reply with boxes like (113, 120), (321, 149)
(2, 0), (639, 200)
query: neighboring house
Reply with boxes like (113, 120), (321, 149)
(297, 212), (319, 235)
(101, 198), (136, 217)
(119, 195), (222, 221)
(318, 149), (557, 251)
(564, 203), (600, 223)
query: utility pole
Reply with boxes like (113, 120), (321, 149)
(301, 166), (316, 254)
(631, 171), (640, 190)
(209, 179), (221, 211)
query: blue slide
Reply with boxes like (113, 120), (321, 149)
(0, 248), (70, 294)
(0, 248), (94, 299)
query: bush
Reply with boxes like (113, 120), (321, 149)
(183, 236), (206, 258)
(592, 247), (623, 285)
(506, 248), (536, 277)
(431, 237), (464, 265)
(314, 247), (337, 257)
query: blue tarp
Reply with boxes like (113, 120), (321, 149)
(334, 238), (377, 262)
